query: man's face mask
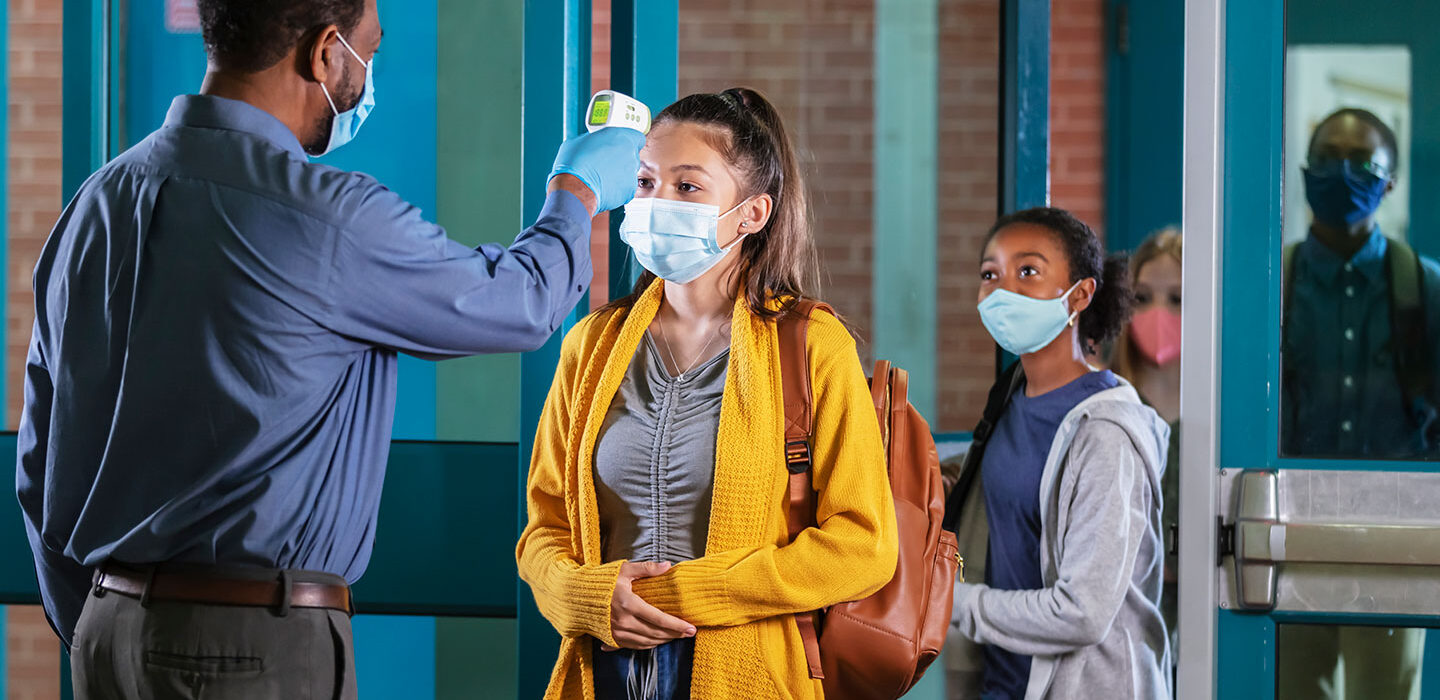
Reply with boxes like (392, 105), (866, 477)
(1302, 158), (1389, 229)
(317, 34), (375, 156)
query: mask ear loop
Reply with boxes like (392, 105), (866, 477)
(715, 195), (757, 253)
(1060, 279), (1086, 327)
(319, 34), (368, 118)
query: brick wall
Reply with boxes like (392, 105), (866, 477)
(7, 0), (61, 428)
(7, 0), (65, 695)
(678, 0), (879, 353)
(6, 607), (57, 700)
(936, 0), (1001, 431)
(675, 0), (1001, 432)
(1050, 0), (1106, 236)
(589, 0), (611, 309)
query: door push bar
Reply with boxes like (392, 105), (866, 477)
(1226, 470), (1440, 610)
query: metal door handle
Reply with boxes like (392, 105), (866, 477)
(1230, 470), (1440, 609)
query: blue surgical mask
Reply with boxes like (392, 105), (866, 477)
(977, 280), (1083, 356)
(318, 34), (375, 156)
(620, 197), (751, 284)
(1303, 160), (1388, 228)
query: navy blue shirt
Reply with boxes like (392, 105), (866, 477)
(16, 95), (593, 644)
(1282, 231), (1440, 458)
(980, 370), (1118, 700)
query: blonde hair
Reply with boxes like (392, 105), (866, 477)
(1110, 228), (1183, 380)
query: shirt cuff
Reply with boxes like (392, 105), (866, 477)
(540, 189), (594, 242)
(952, 581), (985, 640)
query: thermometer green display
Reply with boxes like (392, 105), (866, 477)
(585, 90), (651, 134)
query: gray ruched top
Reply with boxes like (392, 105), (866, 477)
(593, 331), (728, 563)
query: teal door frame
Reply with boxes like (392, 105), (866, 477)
(515, 0), (590, 692)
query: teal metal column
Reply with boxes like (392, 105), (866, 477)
(607, 0), (677, 299)
(62, 0), (109, 201)
(873, 0), (939, 422)
(1104, 0), (1184, 253)
(994, 0), (1051, 372)
(517, 1), (591, 696)
(1000, 0), (1050, 213)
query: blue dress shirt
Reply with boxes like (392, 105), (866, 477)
(1282, 231), (1440, 458)
(16, 95), (593, 644)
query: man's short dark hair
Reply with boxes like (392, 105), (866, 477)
(1307, 107), (1401, 175)
(198, 0), (365, 74)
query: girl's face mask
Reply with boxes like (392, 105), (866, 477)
(1130, 307), (1182, 366)
(620, 196), (752, 284)
(977, 280), (1083, 356)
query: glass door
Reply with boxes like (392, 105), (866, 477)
(1182, 0), (1440, 697)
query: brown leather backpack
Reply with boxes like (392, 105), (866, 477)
(778, 301), (960, 699)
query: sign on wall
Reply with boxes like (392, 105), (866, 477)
(166, 0), (201, 34)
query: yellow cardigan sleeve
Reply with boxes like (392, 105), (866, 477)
(631, 313), (900, 627)
(515, 318), (625, 647)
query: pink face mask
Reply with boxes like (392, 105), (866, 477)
(1130, 307), (1182, 366)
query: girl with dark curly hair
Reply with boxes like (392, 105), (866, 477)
(944, 208), (1172, 699)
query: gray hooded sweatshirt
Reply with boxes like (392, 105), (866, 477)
(948, 379), (1172, 700)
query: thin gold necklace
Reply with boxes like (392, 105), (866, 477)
(657, 311), (728, 381)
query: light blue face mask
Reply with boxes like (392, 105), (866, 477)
(977, 280), (1083, 356)
(620, 196), (751, 284)
(318, 34), (375, 156)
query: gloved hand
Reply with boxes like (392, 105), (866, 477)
(548, 127), (647, 212)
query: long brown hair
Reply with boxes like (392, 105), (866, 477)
(605, 87), (819, 320)
(1110, 228), (1183, 380)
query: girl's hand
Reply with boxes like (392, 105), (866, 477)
(607, 561), (696, 650)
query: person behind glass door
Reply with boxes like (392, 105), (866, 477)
(1278, 107), (1430, 700)
(1109, 228), (1182, 668)
(17, 0), (645, 696)
(945, 208), (1171, 700)
(515, 88), (899, 700)
(1282, 107), (1440, 459)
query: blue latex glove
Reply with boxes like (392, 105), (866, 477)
(548, 127), (647, 212)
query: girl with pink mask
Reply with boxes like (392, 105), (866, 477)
(1109, 228), (1183, 666)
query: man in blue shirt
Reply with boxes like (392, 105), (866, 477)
(1279, 107), (1432, 699)
(15, 0), (643, 696)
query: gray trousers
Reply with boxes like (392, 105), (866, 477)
(71, 583), (358, 700)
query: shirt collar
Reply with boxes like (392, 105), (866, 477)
(1298, 228), (1388, 285)
(163, 95), (308, 159)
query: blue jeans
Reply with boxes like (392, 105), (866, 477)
(592, 637), (695, 700)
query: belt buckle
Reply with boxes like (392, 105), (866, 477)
(276, 571), (293, 617)
(91, 562), (108, 598)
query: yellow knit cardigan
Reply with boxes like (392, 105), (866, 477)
(516, 280), (899, 699)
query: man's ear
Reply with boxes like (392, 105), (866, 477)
(305, 25), (342, 84)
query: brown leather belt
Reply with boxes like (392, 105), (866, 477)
(93, 565), (353, 616)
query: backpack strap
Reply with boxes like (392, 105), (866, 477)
(942, 358), (1024, 533)
(1385, 239), (1437, 440)
(778, 299), (831, 680)
(1283, 241), (1299, 319)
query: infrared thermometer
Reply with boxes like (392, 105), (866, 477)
(586, 90), (651, 134)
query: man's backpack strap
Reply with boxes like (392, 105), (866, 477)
(1386, 239), (1436, 436)
(778, 299), (831, 680)
(942, 359), (1024, 533)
